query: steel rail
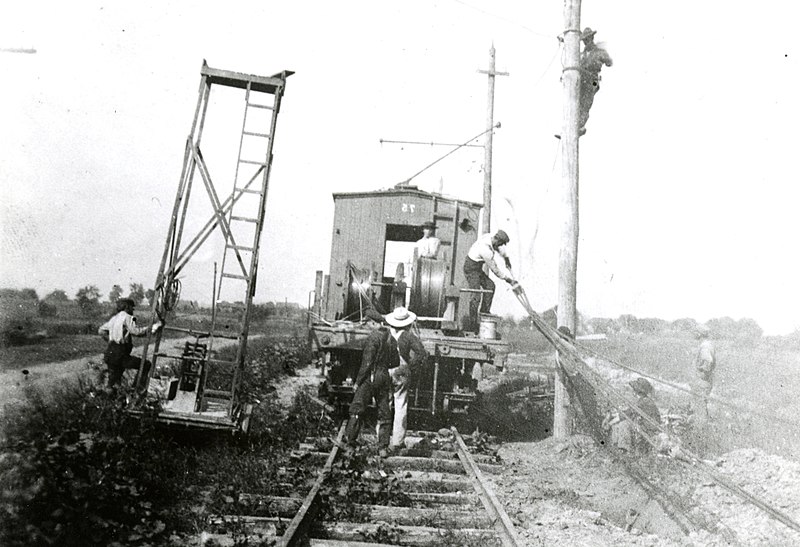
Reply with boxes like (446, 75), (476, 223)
(278, 421), (346, 547)
(452, 427), (523, 547)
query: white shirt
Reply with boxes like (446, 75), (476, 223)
(414, 236), (440, 259)
(98, 311), (148, 344)
(467, 232), (511, 280)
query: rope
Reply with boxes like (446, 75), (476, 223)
(510, 285), (800, 536)
(578, 344), (800, 429)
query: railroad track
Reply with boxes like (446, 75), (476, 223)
(201, 423), (522, 546)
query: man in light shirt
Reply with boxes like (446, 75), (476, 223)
(414, 221), (440, 259)
(692, 325), (716, 422)
(462, 229), (516, 332)
(98, 298), (161, 388)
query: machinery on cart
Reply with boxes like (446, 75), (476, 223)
(308, 185), (511, 421)
(131, 61), (292, 432)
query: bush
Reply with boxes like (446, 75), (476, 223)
(0, 384), (184, 546)
(38, 301), (58, 318)
(0, 337), (324, 546)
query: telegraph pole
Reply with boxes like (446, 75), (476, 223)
(478, 45), (508, 234)
(554, 0), (582, 439)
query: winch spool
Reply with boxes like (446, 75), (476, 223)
(409, 257), (448, 318)
(343, 264), (373, 320)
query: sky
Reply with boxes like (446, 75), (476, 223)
(1, 1), (798, 335)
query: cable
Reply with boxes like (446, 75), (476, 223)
(511, 285), (800, 536)
(449, 0), (554, 39)
(578, 344), (800, 429)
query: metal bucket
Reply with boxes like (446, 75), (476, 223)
(478, 314), (499, 339)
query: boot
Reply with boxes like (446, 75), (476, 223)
(377, 421), (392, 456)
(345, 415), (361, 448)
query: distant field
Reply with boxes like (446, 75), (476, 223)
(0, 317), (309, 371)
(0, 335), (102, 371)
(580, 333), (800, 458)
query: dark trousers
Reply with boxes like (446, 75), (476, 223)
(104, 342), (152, 388)
(346, 373), (392, 447)
(463, 257), (495, 331)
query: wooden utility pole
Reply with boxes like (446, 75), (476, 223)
(478, 45), (508, 234)
(554, 0), (582, 439)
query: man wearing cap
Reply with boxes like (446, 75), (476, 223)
(414, 221), (441, 260)
(604, 377), (661, 453)
(692, 326), (716, 422)
(98, 298), (161, 388)
(578, 27), (613, 136)
(462, 230), (516, 332)
(385, 307), (428, 452)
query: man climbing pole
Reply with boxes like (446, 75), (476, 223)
(578, 27), (613, 136)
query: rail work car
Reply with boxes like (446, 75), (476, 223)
(309, 184), (511, 420)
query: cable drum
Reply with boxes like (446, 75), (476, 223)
(409, 258), (448, 318)
(343, 264), (372, 320)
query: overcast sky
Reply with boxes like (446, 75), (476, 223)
(1, 1), (798, 335)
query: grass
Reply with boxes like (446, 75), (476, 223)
(0, 336), (331, 547)
(0, 316), (308, 372)
(0, 334), (103, 370)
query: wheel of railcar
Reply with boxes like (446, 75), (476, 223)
(409, 257), (447, 318)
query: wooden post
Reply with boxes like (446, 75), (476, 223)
(478, 45), (508, 234)
(554, 0), (582, 439)
(313, 271), (323, 317)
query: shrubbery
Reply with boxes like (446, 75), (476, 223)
(0, 338), (325, 546)
(0, 384), (184, 546)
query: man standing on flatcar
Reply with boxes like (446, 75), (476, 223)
(414, 221), (441, 259)
(463, 229), (516, 332)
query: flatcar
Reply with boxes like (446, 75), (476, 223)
(308, 184), (511, 420)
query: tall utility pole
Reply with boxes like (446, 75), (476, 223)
(478, 45), (508, 234)
(554, 0), (582, 439)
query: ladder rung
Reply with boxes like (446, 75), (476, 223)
(204, 389), (233, 399)
(230, 215), (259, 223)
(239, 159), (268, 166)
(243, 130), (271, 138)
(234, 187), (263, 195)
(246, 102), (274, 110)
(221, 272), (250, 281)
(226, 244), (255, 252)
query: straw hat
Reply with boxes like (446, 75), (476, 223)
(384, 307), (417, 328)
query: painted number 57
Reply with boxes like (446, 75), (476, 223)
(402, 203), (416, 213)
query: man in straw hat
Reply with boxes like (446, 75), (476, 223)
(97, 297), (162, 388)
(385, 307), (428, 452)
(345, 307), (428, 457)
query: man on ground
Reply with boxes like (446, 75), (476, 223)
(98, 298), (161, 388)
